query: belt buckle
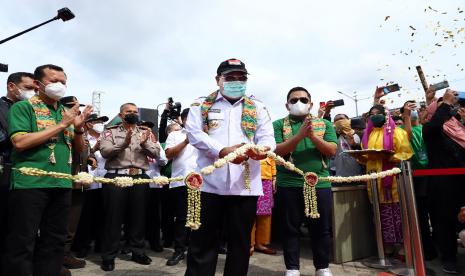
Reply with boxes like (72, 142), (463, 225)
(128, 168), (139, 176)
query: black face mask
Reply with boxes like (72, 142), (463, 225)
(124, 113), (139, 125)
(370, 114), (386, 128)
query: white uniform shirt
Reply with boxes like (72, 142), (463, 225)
(186, 92), (276, 196)
(147, 142), (168, 188)
(87, 134), (106, 190)
(165, 129), (199, 188)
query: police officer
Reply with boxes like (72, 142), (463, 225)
(99, 103), (160, 272)
(185, 59), (276, 276)
(0, 72), (35, 273)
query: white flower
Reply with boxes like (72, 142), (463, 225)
(225, 153), (238, 162)
(285, 163), (296, 171)
(214, 159), (227, 168)
(114, 177), (133, 187)
(74, 172), (94, 185)
(153, 176), (169, 185)
(201, 166), (215, 175)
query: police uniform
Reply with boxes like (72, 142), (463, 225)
(185, 92), (276, 276)
(99, 124), (160, 263)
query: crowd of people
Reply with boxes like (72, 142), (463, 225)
(0, 59), (464, 276)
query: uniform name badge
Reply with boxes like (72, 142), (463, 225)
(208, 112), (223, 130)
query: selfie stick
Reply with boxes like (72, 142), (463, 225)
(0, 8), (75, 73)
(415, 66), (429, 92)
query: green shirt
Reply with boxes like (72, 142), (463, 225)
(401, 124), (428, 170)
(8, 101), (72, 189)
(273, 117), (338, 189)
(160, 142), (172, 177)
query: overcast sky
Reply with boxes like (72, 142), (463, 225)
(1, 0), (464, 122)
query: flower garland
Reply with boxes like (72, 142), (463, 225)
(16, 144), (403, 230)
(185, 172), (203, 230)
(16, 167), (184, 188)
(304, 172), (320, 218)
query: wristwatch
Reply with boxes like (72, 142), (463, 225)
(74, 127), (85, 135)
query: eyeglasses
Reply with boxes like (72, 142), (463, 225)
(221, 75), (248, 82)
(288, 97), (310, 104)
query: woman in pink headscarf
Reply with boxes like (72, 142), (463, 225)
(361, 105), (413, 254)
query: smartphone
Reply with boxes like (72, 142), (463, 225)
(332, 99), (345, 107)
(319, 102), (326, 108)
(430, 80), (449, 91)
(383, 84), (400, 94)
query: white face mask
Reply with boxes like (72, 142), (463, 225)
(288, 101), (310, 116)
(42, 82), (67, 100)
(92, 123), (105, 134)
(17, 89), (36, 100)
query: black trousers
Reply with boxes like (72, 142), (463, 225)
(2, 188), (71, 276)
(101, 173), (150, 261)
(277, 187), (332, 270)
(73, 189), (103, 253)
(171, 186), (189, 253)
(161, 185), (175, 244)
(64, 189), (85, 255)
(0, 163), (11, 273)
(412, 176), (435, 256)
(185, 192), (258, 276)
(146, 188), (162, 248)
(429, 175), (465, 263)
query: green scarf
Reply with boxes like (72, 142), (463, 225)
(282, 115), (327, 167)
(201, 91), (257, 140)
(29, 95), (74, 164)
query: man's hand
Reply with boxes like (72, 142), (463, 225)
(140, 130), (150, 145)
(124, 128), (133, 145)
(296, 117), (312, 140)
(247, 146), (271, 161)
(219, 144), (248, 164)
(374, 86), (385, 103)
(402, 102), (416, 118)
(59, 104), (80, 128)
(88, 157), (97, 170)
(318, 106), (326, 118)
(74, 105), (94, 129)
(345, 133), (356, 147)
(442, 89), (458, 106)
(425, 86), (436, 105)
(324, 101), (334, 116)
(306, 117), (316, 140)
(458, 206), (465, 223)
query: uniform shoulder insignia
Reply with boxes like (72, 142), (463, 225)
(249, 95), (263, 103)
(103, 129), (113, 139)
(191, 96), (206, 107)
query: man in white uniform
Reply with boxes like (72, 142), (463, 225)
(165, 108), (198, 266)
(184, 59), (276, 276)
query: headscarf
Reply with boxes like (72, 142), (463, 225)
(443, 116), (465, 148)
(362, 105), (396, 201)
(334, 118), (354, 136)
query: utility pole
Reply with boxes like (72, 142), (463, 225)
(337, 91), (371, 117)
(92, 91), (104, 116)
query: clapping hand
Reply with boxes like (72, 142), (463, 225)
(60, 104), (80, 128)
(74, 105), (94, 129)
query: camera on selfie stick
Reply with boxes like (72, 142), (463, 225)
(0, 7), (75, 73)
(167, 97), (182, 120)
